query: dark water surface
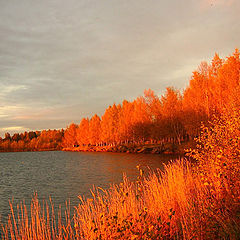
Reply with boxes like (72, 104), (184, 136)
(0, 151), (179, 225)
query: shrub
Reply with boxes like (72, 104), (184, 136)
(187, 107), (240, 237)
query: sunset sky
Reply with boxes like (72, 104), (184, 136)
(0, 0), (239, 137)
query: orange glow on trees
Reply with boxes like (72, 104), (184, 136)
(1, 49), (239, 152)
(77, 118), (90, 146)
(89, 114), (101, 146)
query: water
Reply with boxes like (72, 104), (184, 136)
(0, 151), (179, 225)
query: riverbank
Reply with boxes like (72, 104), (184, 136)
(0, 141), (193, 154)
(0, 148), (59, 152)
(63, 141), (194, 155)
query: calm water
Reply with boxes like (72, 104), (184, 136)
(0, 151), (179, 225)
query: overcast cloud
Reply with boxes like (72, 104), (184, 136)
(0, 0), (239, 136)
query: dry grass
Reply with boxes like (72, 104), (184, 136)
(1, 159), (239, 240)
(73, 160), (239, 239)
(1, 196), (73, 240)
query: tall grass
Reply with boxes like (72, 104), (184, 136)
(74, 160), (239, 239)
(2, 159), (239, 239)
(1, 196), (73, 240)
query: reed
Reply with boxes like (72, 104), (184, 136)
(2, 159), (239, 239)
(73, 160), (239, 239)
(1, 196), (73, 240)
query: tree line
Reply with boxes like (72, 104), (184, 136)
(0, 129), (63, 152)
(63, 49), (240, 148)
(0, 49), (239, 151)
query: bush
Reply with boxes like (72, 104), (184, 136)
(188, 108), (240, 199)
(187, 108), (240, 237)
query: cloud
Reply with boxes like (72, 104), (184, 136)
(0, 114), (9, 118)
(0, 126), (29, 132)
(0, 84), (27, 99)
(0, 126), (30, 137)
(0, 0), (239, 136)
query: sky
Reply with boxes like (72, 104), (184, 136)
(0, 0), (239, 137)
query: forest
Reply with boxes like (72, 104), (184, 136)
(0, 49), (239, 152)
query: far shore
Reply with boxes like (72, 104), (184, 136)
(63, 141), (192, 155)
(0, 148), (60, 153)
(0, 141), (193, 154)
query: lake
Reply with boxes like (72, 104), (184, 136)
(0, 151), (179, 225)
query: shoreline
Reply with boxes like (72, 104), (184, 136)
(0, 141), (194, 154)
(63, 141), (193, 155)
(0, 148), (60, 153)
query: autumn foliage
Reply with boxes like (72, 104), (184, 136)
(187, 107), (240, 233)
(1, 49), (240, 239)
(1, 49), (240, 153)
(62, 49), (240, 150)
(0, 129), (63, 152)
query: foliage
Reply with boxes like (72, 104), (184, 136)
(0, 129), (63, 152)
(187, 108), (240, 233)
(62, 49), (240, 149)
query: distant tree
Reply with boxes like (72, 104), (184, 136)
(4, 132), (11, 141)
(89, 115), (101, 145)
(131, 97), (151, 142)
(161, 87), (184, 144)
(28, 131), (37, 140)
(12, 133), (20, 142)
(63, 123), (78, 147)
(77, 118), (90, 146)
(118, 100), (134, 143)
(101, 104), (120, 145)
